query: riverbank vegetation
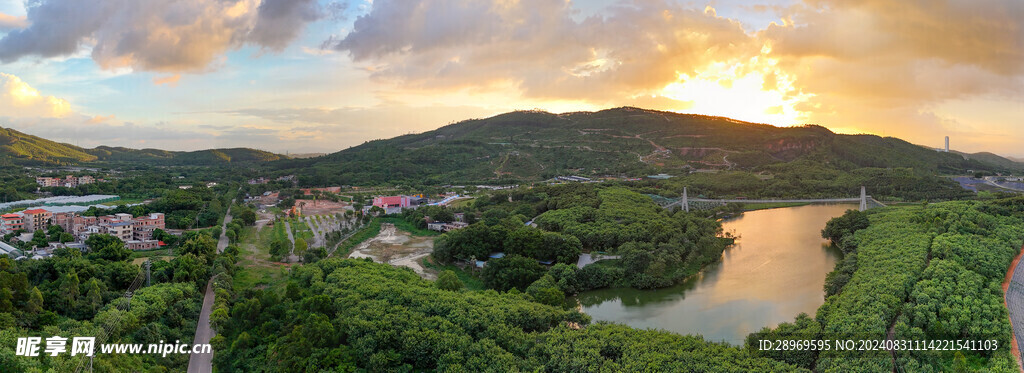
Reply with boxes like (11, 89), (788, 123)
(747, 197), (1024, 372)
(211, 258), (806, 372)
(432, 185), (730, 292)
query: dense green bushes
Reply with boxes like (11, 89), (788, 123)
(435, 186), (729, 291)
(434, 223), (582, 265)
(749, 198), (1024, 372)
(213, 259), (805, 372)
(0, 231), (222, 371)
(821, 209), (870, 252)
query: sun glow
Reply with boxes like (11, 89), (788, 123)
(660, 55), (811, 126)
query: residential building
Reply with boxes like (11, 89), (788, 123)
(51, 212), (76, 233)
(1, 214), (23, 234)
(4, 207), (167, 251)
(132, 213), (165, 241)
(125, 240), (161, 250)
(21, 209), (52, 232)
(427, 221), (469, 232)
(107, 221), (134, 241)
(35, 175), (97, 188)
(35, 177), (62, 187)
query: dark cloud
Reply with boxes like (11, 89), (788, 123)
(248, 0), (324, 51)
(0, 0), (324, 72)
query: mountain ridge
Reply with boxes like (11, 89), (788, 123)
(0, 126), (284, 166)
(276, 107), (1022, 186)
(3, 108), (1021, 177)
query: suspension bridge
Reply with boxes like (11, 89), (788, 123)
(664, 186), (887, 212)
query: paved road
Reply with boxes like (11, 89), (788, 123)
(283, 221), (296, 246)
(187, 208), (231, 373)
(186, 281), (216, 373)
(987, 179), (1024, 192)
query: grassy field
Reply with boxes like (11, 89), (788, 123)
(333, 218), (382, 257)
(132, 247), (173, 259)
(380, 217), (440, 237)
(131, 255), (172, 266)
(447, 197), (475, 209)
(100, 197), (147, 207)
(290, 218), (314, 242)
(234, 225), (287, 291)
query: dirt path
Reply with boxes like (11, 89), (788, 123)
(282, 221), (300, 262)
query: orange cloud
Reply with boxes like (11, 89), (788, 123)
(88, 115), (116, 124)
(153, 74), (181, 86)
(0, 12), (28, 30)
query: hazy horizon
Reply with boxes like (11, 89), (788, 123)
(1, 0), (1022, 157)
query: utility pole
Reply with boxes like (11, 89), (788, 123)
(145, 260), (152, 287)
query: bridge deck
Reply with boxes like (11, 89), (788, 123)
(688, 198), (861, 204)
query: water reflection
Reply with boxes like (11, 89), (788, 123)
(574, 204), (853, 345)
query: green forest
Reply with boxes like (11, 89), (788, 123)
(1, 107), (1024, 371)
(211, 259), (805, 372)
(429, 185), (731, 292)
(2, 181), (1023, 371)
(748, 197), (1024, 372)
(272, 108), (1022, 192)
(0, 230), (232, 371)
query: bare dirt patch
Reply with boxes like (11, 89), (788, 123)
(296, 199), (350, 215)
(348, 223), (436, 280)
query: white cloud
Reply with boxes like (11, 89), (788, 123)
(0, 72), (71, 117)
(0, 0), (324, 73)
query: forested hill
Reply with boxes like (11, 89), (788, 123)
(273, 107), (1022, 186)
(0, 126), (283, 166)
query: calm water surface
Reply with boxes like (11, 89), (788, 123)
(575, 204), (855, 345)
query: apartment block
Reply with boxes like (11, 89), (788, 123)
(0, 214), (23, 234)
(21, 209), (52, 232)
(35, 175), (98, 188)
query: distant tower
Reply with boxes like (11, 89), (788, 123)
(945, 136), (949, 152)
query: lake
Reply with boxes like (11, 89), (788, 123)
(574, 204), (855, 345)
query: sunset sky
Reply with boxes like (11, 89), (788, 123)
(0, 0), (1021, 157)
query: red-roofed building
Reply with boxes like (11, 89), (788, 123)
(1, 214), (23, 234)
(373, 196), (411, 209)
(21, 209), (52, 232)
